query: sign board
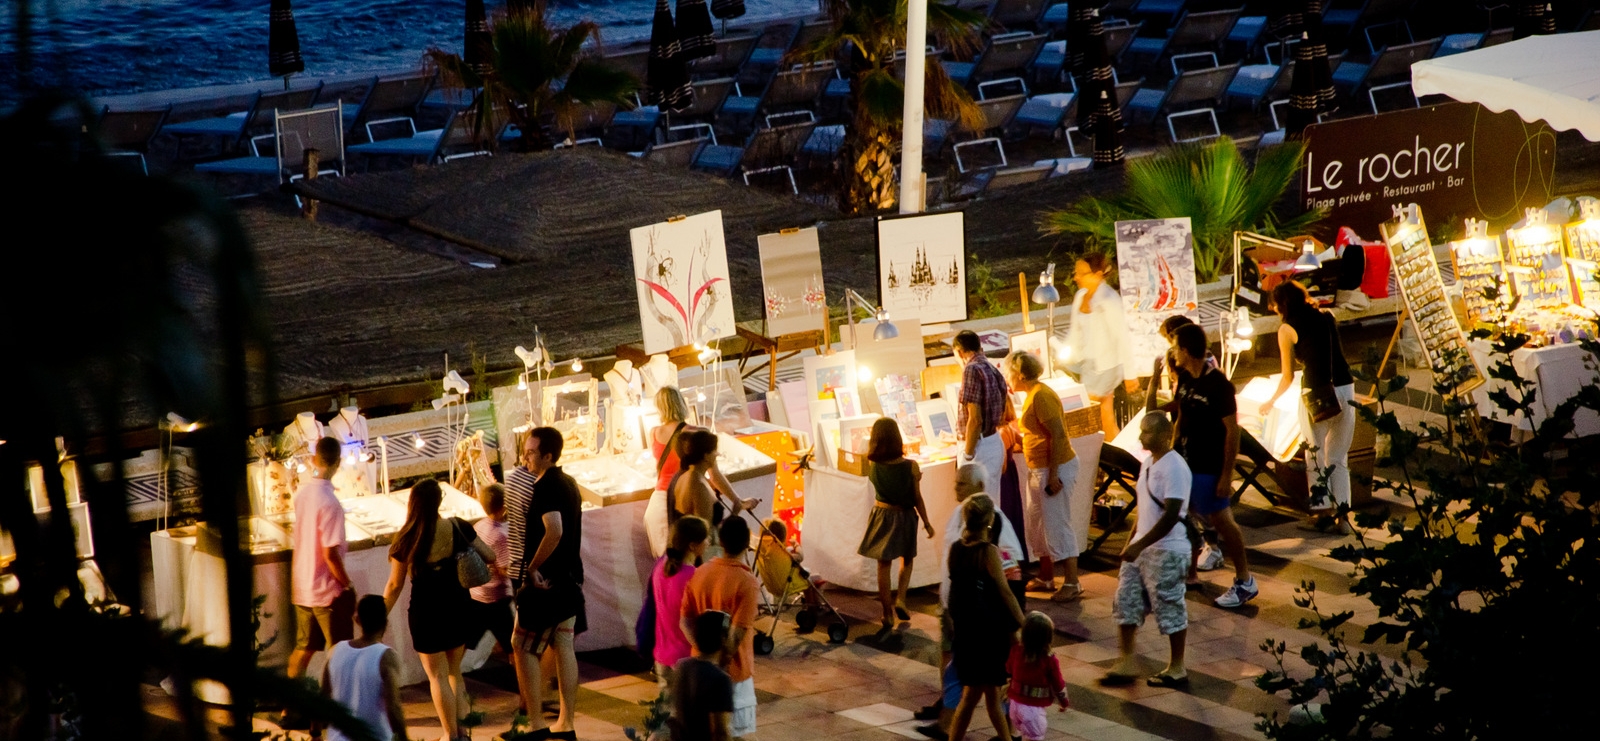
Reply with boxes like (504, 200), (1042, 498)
(1300, 103), (1556, 230)
(1380, 204), (1484, 397)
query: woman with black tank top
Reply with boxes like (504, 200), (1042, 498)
(1260, 282), (1356, 533)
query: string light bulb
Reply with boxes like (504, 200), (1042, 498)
(1057, 344), (1072, 362)
(858, 366), (873, 383)
(517, 372), (528, 391)
(571, 358), (583, 372)
(412, 434), (426, 451)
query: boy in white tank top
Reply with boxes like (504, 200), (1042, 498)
(318, 595), (406, 741)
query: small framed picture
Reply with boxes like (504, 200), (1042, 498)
(917, 399), (958, 446)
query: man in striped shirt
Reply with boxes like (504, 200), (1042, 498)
(504, 433), (542, 719)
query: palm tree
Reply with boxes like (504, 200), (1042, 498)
(426, 6), (639, 152)
(795, 0), (988, 215)
(1040, 137), (1326, 282)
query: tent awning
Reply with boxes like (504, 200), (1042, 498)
(1411, 30), (1600, 142)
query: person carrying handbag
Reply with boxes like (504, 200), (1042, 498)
(381, 478), (491, 741)
(1259, 281), (1356, 534)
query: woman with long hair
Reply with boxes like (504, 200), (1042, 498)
(1062, 252), (1138, 438)
(382, 478), (491, 741)
(651, 515), (711, 689)
(1005, 351), (1082, 602)
(946, 494), (1026, 741)
(644, 386), (756, 557)
(1260, 281), (1356, 533)
(855, 418), (935, 632)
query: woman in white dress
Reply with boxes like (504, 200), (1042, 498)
(1062, 253), (1138, 439)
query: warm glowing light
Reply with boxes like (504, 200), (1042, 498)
(517, 373), (528, 391)
(412, 435), (426, 450)
(571, 358), (583, 372)
(1057, 344), (1072, 361)
(857, 366), (873, 383)
(1234, 307), (1254, 337)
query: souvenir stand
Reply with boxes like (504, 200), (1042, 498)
(799, 212), (1106, 590)
(1450, 198), (1600, 437)
(4, 459), (117, 605)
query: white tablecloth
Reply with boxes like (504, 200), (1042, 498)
(802, 433), (1104, 593)
(1470, 341), (1600, 437)
(802, 460), (959, 591)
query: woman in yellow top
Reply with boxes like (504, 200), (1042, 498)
(1005, 351), (1082, 602)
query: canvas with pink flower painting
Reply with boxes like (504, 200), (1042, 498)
(631, 210), (737, 354)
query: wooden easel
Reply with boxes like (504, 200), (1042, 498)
(734, 324), (826, 391)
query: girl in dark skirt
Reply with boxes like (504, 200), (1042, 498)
(856, 418), (935, 631)
(947, 494), (1026, 741)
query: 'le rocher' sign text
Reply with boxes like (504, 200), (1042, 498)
(1300, 102), (1556, 230)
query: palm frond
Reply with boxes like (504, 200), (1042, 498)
(922, 62), (983, 131)
(1040, 136), (1322, 282)
(423, 48), (482, 92)
(925, 1), (987, 58)
(856, 67), (905, 126)
(553, 21), (601, 71)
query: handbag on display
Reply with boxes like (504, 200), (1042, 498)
(453, 519), (492, 589)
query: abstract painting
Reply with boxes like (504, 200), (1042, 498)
(1113, 217), (1199, 369)
(877, 212), (967, 325)
(758, 227), (828, 337)
(631, 210), (736, 354)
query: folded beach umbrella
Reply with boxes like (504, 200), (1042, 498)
(268, 0), (305, 79)
(1090, 89), (1125, 169)
(649, 0), (693, 111)
(676, 0), (717, 60)
(1066, 3), (1096, 83)
(1074, 8), (1113, 131)
(1514, 1), (1556, 38)
(1285, 1), (1334, 135)
(712, 0), (747, 20)
(465, 0), (494, 77)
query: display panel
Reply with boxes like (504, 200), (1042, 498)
(757, 227), (828, 337)
(1381, 204), (1484, 396)
(631, 210), (736, 353)
(1114, 217), (1200, 370)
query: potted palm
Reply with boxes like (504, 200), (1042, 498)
(794, 0), (988, 215)
(1040, 137), (1325, 283)
(426, 5), (639, 152)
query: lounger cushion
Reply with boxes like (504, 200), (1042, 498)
(942, 61), (976, 85)
(1227, 64), (1278, 100)
(721, 96), (760, 116)
(164, 114), (248, 137)
(802, 124), (845, 155)
(1015, 93), (1074, 129)
(350, 129), (443, 156)
(694, 144), (744, 173)
(194, 156), (280, 175)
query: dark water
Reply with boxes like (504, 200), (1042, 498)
(0, 0), (799, 103)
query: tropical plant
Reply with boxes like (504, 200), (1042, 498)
(1, 94), (376, 740)
(795, 0), (988, 215)
(426, 6), (639, 152)
(1040, 137), (1325, 282)
(1253, 331), (1600, 739)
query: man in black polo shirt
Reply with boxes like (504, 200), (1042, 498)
(512, 426), (586, 740)
(1167, 324), (1256, 609)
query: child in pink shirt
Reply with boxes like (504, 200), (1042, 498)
(653, 515), (710, 687)
(1006, 612), (1069, 741)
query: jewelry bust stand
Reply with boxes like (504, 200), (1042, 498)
(327, 406), (375, 498)
(606, 360), (646, 454)
(283, 412), (324, 456)
(640, 354), (680, 398)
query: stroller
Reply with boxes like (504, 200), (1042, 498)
(744, 514), (849, 653)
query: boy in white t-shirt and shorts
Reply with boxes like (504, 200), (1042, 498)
(1104, 411), (1192, 688)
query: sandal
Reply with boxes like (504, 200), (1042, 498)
(894, 604), (911, 621)
(1146, 672), (1190, 688)
(1024, 578), (1055, 592)
(1050, 583), (1084, 603)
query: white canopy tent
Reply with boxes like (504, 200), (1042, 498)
(1411, 30), (1600, 142)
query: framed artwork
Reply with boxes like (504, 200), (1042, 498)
(917, 399), (958, 445)
(757, 227), (828, 337)
(541, 378), (600, 460)
(631, 210), (736, 354)
(1009, 329), (1048, 367)
(834, 387), (862, 417)
(838, 415), (880, 454)
(803, 350), (857, 401)
(1113, 217), (1199, 370)
(877, 212), (968, 325)
(874, 374), (923, 440)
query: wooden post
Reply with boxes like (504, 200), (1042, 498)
(301, 148), (320, 221)
(1019, 272), (1034, 332)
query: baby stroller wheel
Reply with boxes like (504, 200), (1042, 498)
(754, 632), (776, 655)
(794, 609), (818, 634)
(827, 622), (849, 644)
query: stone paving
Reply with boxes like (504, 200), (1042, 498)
(369, 472), (1425, 741)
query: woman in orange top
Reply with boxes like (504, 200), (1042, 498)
(1006, 351), (1082, 602)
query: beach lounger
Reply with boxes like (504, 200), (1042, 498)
(689, 34), (760, 79)
(97, 105), (170, 175)
(1125, 55), (1239, 141)
(1122, 7), (1242, 77)
(987, 0), (1050, 31)
(194, 104), (343, 185)
(348, 106), (492, 167)
(1331, 37), (1440, 110)
(944, 31), (1047, 89)
(692, 120), (817, 192)
(163, 84), (323, 155)
(343, 73), (435, 143)
(633, 138), (707, 169)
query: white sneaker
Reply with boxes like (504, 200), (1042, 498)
(1196, 544), (1225, 571)
(1214, 577), (1259, 608)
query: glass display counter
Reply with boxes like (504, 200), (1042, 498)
(562, 432), (779, 507)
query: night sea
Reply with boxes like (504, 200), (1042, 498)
(0, 0), (802, 104)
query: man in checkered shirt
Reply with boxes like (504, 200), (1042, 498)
(953, 330), (1011, 496)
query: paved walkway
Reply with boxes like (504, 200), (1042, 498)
(367, 467), (1425, 741)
